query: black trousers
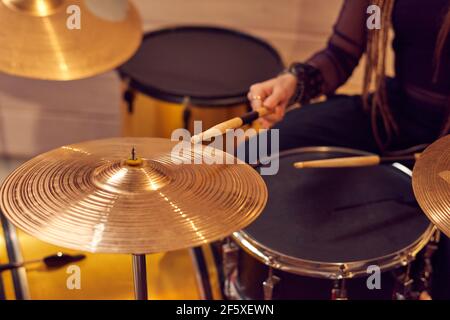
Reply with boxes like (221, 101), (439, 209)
(238, 79), (449, 299)
(242, 80), (445, 158)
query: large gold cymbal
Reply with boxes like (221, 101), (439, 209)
(412, 135), (450, 237)
(0, 0), (142, 80)
(0, 138), (267, 254)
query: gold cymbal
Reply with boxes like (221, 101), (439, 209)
(0, 0), (142, 80)
(0, 138), (267, 254)
(412, 135), (450, 237)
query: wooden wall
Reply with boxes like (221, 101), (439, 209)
(0, 0), (374, 158)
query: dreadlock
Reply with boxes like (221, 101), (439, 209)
(362, 0), (450, 151)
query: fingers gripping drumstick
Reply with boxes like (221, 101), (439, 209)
(190, 107), (273, 144)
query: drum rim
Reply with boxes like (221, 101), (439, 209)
(118, 25), (284, 106)
(233, 146), (436, 279)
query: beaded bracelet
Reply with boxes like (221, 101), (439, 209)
(280, 62), (324, 105)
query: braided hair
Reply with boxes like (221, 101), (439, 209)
(362, 0), (450, 151)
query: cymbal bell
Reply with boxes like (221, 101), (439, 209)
(0, 138), (267, 254)
(413, 135), (450, 237)
(0, 0), (142, 80)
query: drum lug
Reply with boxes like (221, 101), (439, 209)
(393, 276), (414, 300)
(416, 230), (440, 299)
(222, 240), (239, 298)
(123, 87), (136, 114)
(393, 255), (415, 300)
(331, 264), (349, 300)
(262, 267), (280, 300)
(331, 279), (348, 300)
(222, 240), (239, 276)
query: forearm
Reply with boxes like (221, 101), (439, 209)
(287, 0), (369, 101)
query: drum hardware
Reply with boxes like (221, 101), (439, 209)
(222, 240), (240, 298)
(400, 253), (415, 267)
(392, 231), (442, 301)
(293, 153), (421, 169)
(233, 213), (435, 280)
(331, 279), (348, 300)
(0, 137), (267, 300)
(190, 246), (214, 300)
(393, 256), (415, 300)
(418, 231), (440, 293)
(131, 254), (147, 300)
(0, 252), (86, 273)
(0, 0), (142, 80)
(383, 238), (440, 301)
(338, 264), (350, 278)
(412, 135), (450, 238)
(262, 266), (281, 301)
(401, 230), (441, 300)
(0, 271), (5, 300)
(0, 211), (29, 300)
(331, 265), (349, 300)
(182, 97), (192, 131)
(123, 78), (137, 114)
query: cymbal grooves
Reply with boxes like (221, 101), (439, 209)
(0, 138), (267, 254)
(0, 0), (142, 80)
(413, 135), (450, 237)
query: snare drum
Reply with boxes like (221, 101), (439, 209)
(223, 147), (436, 300)
(118, 26), (283, 138)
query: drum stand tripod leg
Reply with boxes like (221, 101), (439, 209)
(132, 254), (148, 300)
(190, 247), (214, 300)
(0, 273), (5, 300)
(263, 267), (280, 300)
(0, 210), (30, 300)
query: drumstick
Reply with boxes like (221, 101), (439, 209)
(191, 107), (273, 144)
(293, 153), (421, 169)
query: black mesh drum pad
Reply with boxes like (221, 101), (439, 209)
(245, 149), (430, 263)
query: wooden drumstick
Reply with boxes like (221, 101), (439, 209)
(293, 153), (422, 169)
(191, 107), (273, 144)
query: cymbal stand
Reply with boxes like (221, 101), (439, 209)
(132, 254), (148, 300)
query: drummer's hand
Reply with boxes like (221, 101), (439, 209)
(247, 73), (297, 128)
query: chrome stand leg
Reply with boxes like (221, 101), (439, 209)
(222, 240), (239, 299)
(132, 254), (148, 300)
(190, 247), (213, 300)
(263, 267), (280, 300)
(0, 211), (30, 300)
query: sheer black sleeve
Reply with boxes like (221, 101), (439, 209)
(306, 0), (369, 94)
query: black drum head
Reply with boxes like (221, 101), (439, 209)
(244, 149), (431, 263)
(118, 26), (283, 105)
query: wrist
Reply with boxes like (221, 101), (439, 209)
(278, 72), (297, 86)
(281, 62), (324, 104)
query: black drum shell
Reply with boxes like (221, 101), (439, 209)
(236, 249), (397, 300)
